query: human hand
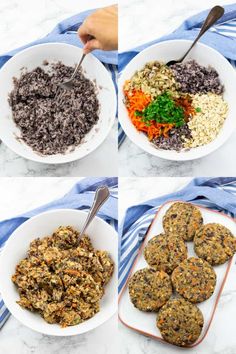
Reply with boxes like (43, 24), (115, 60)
(78, 5), (118, 54)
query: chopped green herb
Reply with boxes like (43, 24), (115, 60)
(136, 92), (185, 127)
(196, 107), (201, 112)
(134, 110), (143, 117)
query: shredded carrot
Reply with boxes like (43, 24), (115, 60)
(175, 96), (196, 121)
(158, 319), (165, 325)
(124, 89), (174, 139)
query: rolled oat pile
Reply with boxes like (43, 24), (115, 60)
(184, 93), (228, 148)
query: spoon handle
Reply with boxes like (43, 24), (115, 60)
(180, 5), (224, 62)
(71, 35), (94, 80)
(79, 186), (110, 240)
(71, 53), (86, 80)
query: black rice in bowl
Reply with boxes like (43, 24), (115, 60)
(8, 62), (99, 155)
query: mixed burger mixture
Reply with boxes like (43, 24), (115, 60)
(12, 226), (114, 327)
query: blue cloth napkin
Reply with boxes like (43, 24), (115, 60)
(0, 177), (118, 328)
(0, 9), (117, 67)
(119, 177), (236, 292)
(118, 4), (236, 146)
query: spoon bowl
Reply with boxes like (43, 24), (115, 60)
(58, 53), (87, 90)
(166, 5), (224, 66)
(79, 185), (110, 241)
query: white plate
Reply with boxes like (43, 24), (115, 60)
(118, 40), (236, 161)
(0, 43), (116, 164)
(119, 201), (236, 347)
(0, 209), (118, 336)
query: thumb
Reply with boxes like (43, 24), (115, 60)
(83, 39), (102, 54)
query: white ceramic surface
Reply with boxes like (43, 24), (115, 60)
(119, 201), (236, 346)
(119, 40), (236, 161)
(0, 209), (118, 336)
(0, 43), (116, 164)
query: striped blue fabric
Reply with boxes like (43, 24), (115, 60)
(118, 4), (236, 146)
(104, 63), (118, 120)
(0, 10), (118, 114)
(0, 177), (118, 329)
(119, 178), (236, 292)
(0, 9), (117, 67)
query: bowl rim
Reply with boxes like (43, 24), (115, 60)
(0, 208), (117, 336)
(0, 42), (116, 164)
(118, 39), (236, 161)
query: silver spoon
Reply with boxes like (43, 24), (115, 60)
(59, 35), (94, 90)
(166, 5), (224, 67)
(78, 186), (110, 242)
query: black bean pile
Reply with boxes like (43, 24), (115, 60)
(171, 60), (224, 95)
(152, 124), (192, 151)
(9, 62), (99, 155)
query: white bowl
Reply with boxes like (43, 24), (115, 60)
(0, 43), (116, 164)
(118, 40), (236, 161)
(0, 209), (117, 336)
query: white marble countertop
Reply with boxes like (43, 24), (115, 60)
(0, 0), (118, 177)
(0, 177), (118, 354)
(119, 177), (236, 354)
(119, 0), (236, 177)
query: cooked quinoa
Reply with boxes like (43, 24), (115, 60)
(9, 62), (99, 155)
(12, 226), (114, 327)
(184, 93), (228, 148)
